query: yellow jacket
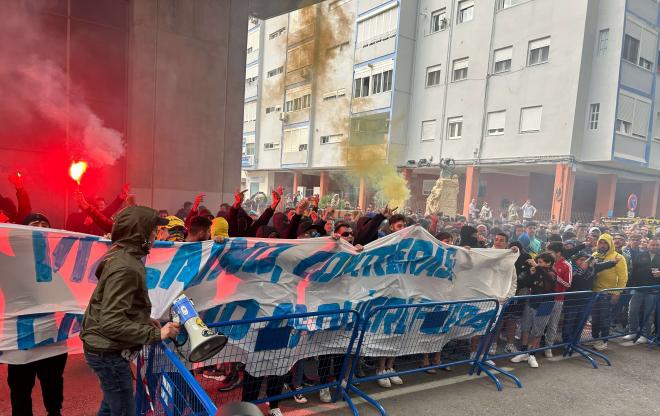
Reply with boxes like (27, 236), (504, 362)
(593, 233), (628, 291)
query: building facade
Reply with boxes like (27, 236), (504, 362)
(243, 0), (660, 221)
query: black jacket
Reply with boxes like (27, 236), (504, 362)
(629, 251), (660, 288)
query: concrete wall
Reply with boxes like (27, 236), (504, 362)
(127, 0), (247, 213)
(0, 0), (128, 228)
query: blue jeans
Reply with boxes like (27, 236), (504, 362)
(84, 352), (136, 416)
(628, 291), (657, 335)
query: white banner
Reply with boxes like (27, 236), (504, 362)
(0, 223), (516, 366)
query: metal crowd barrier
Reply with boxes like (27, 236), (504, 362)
(137, 342), (218, 415)
(137, 288), (660, 415)
(476, 291), (599, 390)
(574, 285), (660, 363)
(345, 299), (500, 416)
(199, 309), (360, 415)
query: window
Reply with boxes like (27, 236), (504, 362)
(457, 0), (474, 24)
(263, 142), (280, 150)
(430, 8), (447, 33)
(493, 46), (512, 74)
(624, 22), (657, 71)
(354, 76), (370, 98)
(486, 111), (506, 135)
(267, 66), (283, 78)
(382, 70), (393, 92)
(426, 65), (442, 87)
(623, 34), (640, 64)
(245, 142), (255, 155)
(616, 119), (632, 135)
(520, 106), (542, 132)
(269, 27), (285, 40)
(588, 103), (600, 130)
(285, 93), (311, 112)
(357, 7), (398, 48)
(299, 144), (308, 151)
(372, 72), (382, 94)
(447, 117), (463, 139)
(639, 57), (653, 70)
(320, 134), (343, 144)
(245, 75), (258, 85)
(323, 88), (346, 100)
(617, 93), (651, 138)
(452, 58), (468, 81)
(266, 105), (281, 114)
(421, 120), (436, 141)
(528, 37), (550, 65)
(597, 29), (609, 56)
(497, 0), (523, 10)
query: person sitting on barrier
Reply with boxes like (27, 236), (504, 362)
(590, 233), (628, 351)
(541, 242), (573, 358)
(511, 252), (558, 368)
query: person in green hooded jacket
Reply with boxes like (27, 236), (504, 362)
(81, 206), (179, 416)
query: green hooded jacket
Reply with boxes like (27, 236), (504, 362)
(81, 206), (163, 352)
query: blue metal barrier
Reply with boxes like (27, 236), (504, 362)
(477, 291), (599, 390)
(345, 299), (500, 416)
(194, 309), (362, 415)
(575, 285), (660, 362)
(137, 342), (218, 415)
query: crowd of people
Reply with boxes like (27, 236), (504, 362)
(1, 176), (660, 416)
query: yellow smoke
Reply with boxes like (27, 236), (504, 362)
(347, 145), (410, 209)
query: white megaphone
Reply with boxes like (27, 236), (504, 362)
(170, 294), (228, 363)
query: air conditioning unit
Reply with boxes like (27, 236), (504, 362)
(279, 113), (289, 122)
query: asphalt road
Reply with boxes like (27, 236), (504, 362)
(0, 339), (657, 415)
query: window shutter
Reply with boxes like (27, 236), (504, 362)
(494, 47), (512, 62)
(641, 28), (657, 63)
(520, 107), (542, 132)
(617, 94), (635, 123)
(454, 58), (468, 70)
(626, 21), (642, 40)
(421, 120), (436, 141)
(529, 37), (550, 50)
(487, 111), (506, 132)
(633, 99), (650, 137)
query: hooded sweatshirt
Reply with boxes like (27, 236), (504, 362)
(81, 206), (162, 352)
(592, 233), (628, 291)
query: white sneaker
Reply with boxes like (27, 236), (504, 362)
(544, 349), (553, 358)
(489, 344), (498, 355)
(269, 408), (284, 416)
(319, 387), (331, 403)
(387, 369), (403, 385)
(635, 336), (649, 344)
(376, 371), (391, 388)
(485, 360), (496, 366)
(593, 341), (608, 351)
(504, 343), (518, 354)
(622, 334), (637, 341)
(510, 353), (529, 363)
(527, 355), (539, 368)
(293, 389), (307, 404)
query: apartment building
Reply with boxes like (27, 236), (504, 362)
(243, 0), (660, 221)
